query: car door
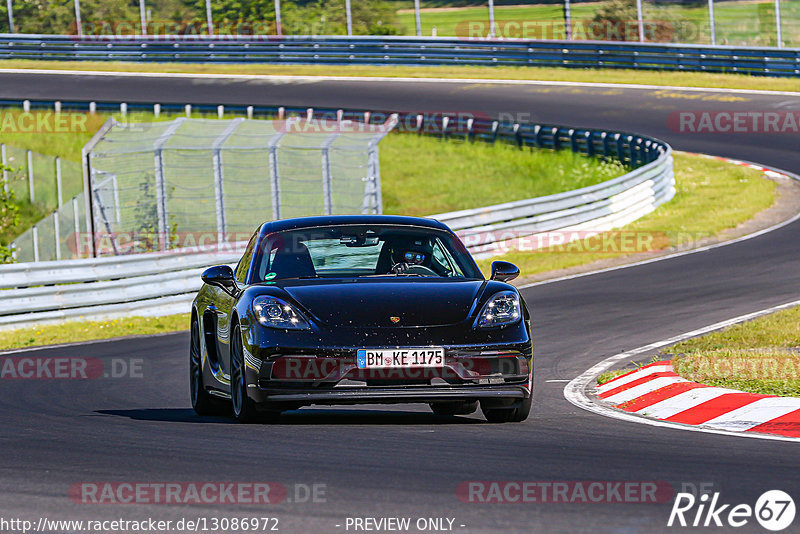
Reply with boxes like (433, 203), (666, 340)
(215, 233), (257, 379)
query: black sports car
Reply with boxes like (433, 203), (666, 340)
(190, 215), (533, 423)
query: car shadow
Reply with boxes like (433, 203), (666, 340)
(96, 407), (484, 425)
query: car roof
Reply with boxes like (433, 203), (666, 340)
(256, 215), (452, 236)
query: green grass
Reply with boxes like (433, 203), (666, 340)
(480, 152), (776, 277)
(0, 314), (190, 351)
(380, 133), (627, 216)
(3, 60), (800, 93)
(597, 369), (629, 385)
(671, 306), (800, 354)
(596, 355), (663, 385)
(666, 305), (800, 396)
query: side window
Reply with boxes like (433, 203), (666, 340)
(235, 233), (258, 284)
(432, 238), (465, 277)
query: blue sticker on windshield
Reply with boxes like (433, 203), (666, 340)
(265, 272), (277, 280)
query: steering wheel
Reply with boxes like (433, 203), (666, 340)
(390, 262), (437, 276)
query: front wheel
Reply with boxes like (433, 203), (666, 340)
(480, 396), (532, 423)
(230, 324), (260, 423)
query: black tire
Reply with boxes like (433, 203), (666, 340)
(230, 324), (280, 424)
(190, 318), (224, 416)
(429, 401), (478, 416)
(480, 396), (532, 423)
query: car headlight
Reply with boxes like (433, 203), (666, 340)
(474, 291), (521, 328)
(253, 296), (310, 330)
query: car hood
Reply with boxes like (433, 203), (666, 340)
(278, 278), (486, 328)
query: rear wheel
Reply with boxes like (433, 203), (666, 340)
(429, 401), (478, 416)
(480, 396), (532, 423)
(190, 318), (223, 416)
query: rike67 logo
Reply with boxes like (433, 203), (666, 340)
(668, 490), (795, 531)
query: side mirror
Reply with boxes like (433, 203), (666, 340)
(202, 265), (236, 292)
(490, 261), (520, 283)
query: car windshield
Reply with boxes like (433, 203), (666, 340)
(253, 225), (482, 281)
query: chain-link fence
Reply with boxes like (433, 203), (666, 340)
(3, 143), (85, 263)
(10, 195), (87, 262)
(1, 0), (797, 47)
(77, 114), (396, 257)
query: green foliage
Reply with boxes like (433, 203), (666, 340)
(0, 163), (19, 263)
(2, 0), (400, 36)
(591, 0), (698, 43)
(132, 177), (179, 252)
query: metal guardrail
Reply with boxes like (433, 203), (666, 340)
(1, 35), (799, 76)
(0, 99), (673, 328)
(436, 150), (674, 257)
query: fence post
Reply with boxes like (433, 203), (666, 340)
(321, 133), (339, 215)
(268, 128), (287, 220)
(775, 0), (783, 47)
(56, 157), (63, 207)
(32, 225), (39, 262)
(275, 0), (282, 36)
(564, 0), (572, 40)
(708, 0), (716, 46)
(211, 118), (243, 245)
(72, 197), (81, 258)
(345, 0), (353, 36)
(636, 0), (644, 42)
(205, 0), (213, 36)
(153, 149), (168, 250)
(414, 0), (422, 36)
(488, 0), (495, 38)
(27, 150), (34, 204)
(1, 144), (7, 194)
(6, 0), (14, 33)
(138, 0), (147, 36)
(74, 0), (82, 37)
(366, 144), (383, 214)
(54, 210), (61, 261)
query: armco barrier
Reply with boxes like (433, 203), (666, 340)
(0, 101), (673, 328)
(0, 35), (799, 76)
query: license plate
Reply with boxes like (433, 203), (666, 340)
(357, 348), (444, 369)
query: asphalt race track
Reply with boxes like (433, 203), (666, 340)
(1, 72), (799, 533)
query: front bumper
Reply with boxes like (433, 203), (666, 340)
(243, 345), (532, 407)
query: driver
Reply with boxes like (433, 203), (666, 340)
(379, 236), (441, 275)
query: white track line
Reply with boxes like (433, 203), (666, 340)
(1, 68), (800, 97)
(519, 159), (800, 289)
(636, 387), (737, 419)
(702, 398), (800, 432)
(564, 298), (800, 443)
(602, 376), (687, 404)
(596, 364), (671, 394)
